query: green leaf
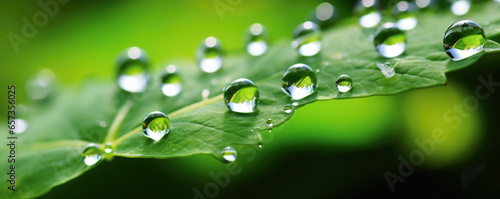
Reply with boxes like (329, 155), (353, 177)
(2, 2), (500, 198)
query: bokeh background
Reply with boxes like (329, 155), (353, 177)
(1, 0), (500, 198)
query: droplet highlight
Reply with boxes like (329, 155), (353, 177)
(392, 1), (418, 30)
(355, 0), (381, 28)
(197, 37), (223, 73)
(443, 20), (486, 61)
(160, 65), (182, 97)
(142, 111), (171, 142)
(282, 63), (318, 100)
(291, 21), (321, 56)
(373, 23), (407, 58)
(283, 105), (293, 114)
(221, 146), (237, 163)
(245, 23), (269, 56)
(116, 47), (149, 93)
(266, 119), (274, 127)
(336, 75), (353, 93)
(450, 0), (470, 16)
(223, 78), (259, 113)
(104, 143), (113, 154)
(82, 143), (103, 166)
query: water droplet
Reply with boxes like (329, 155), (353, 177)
(415, 0), (436, 9)
(223, 78), (259, 113)
(82, 143), (103, 166)
(221, 146), (237, 163)
(266, 118), (274, 127)
(160, 65), (182, 97)
(98, 121), (107, 127)
(246, 23), (269, 56)
(258, 144), (263, 148)
(116, 47), (149, 93)
(336, 75), (353, 93)
(26, 69), (55, 100)
(14, 119), (28, 134)
(393, 1), (418, 30)
(292, 102), (299, 106)
(450, 0), (470, 16)
(104, 143), (113, 154)
(211, 79), (219, 86)
(282, 63), (318, 100)
(283, 105), (293, 114)
(291, 21), (321, 56)
(197, 37), (223, 73)
(376, 62), (396, 78)
(355, 0), (382, 28)
(308, 2), (339, 28)
(316, 69), (321, 73)
(268, 129), (272, 133)
(142, 111), (170, 142)
(202, 89), (210, 99)
(373, 23), (406, 58)
(443, 20), (485, 61)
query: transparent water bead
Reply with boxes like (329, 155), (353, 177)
(443, 20), (486, 61)
(160, 65), (182, 97)
(355, 0), (382, 28)
(291, 21), (321, 56)
(393, 1), (418, 30)
(82, 143), (103, 166)
(104, 143), (113, 154)
(450, 0), (470, 16)
(376, 62), (396, 78)
(116, 47), (149, 93)
(142, 111), (171, 141)
(221, 146), (237, 163)
(373, 23), (407, 58)
(26, 69), (55, 100)
(266, 119), (274, 127)
(283, 105), (293, 114)
(197, 36), (223, 73)
(223, 78), (259, 113)
(282, 63), (318, 100)
(336, 75), (353, 93)
(245, 23), (269, 56)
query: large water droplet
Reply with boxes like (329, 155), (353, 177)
(443, 20), (486, 61)
(245, 23), (268, 56)
(197, 37), (223, 73)
(14, 119), (28, 134)
(376, 62), (396, 78)
(450, 0), (470, 16)
(373, 23), (407, 58)
(336, 75), (353, 93)
(116, 47), (149, 93)
(393, 1), (418, 30)
(221, 146), (237, 163)
(26, 69), (55, 100)
(104, 143), (113, 154)
(82, 143), (103, 166)
(355, 0), (382, 28)
(283, 105), (293, 114)
(142, 111), (171, 142)
(282, 63), (318, 100)
(223, 78), (259, 113)
(291, 21), (321, 56)
(160, 65), (182, 97)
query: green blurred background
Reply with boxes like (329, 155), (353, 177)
(1, 0), (500, 198)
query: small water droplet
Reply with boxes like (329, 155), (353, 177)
(223, 78), (259, 113)
(246, 23), (269, 56)
(355, 0), (381, 28)
(266, 118), (274, 127)
(211, 79), (219, 86)
(336, 75), (353, 93)
(142, 111), (171, 142)
(197, 37), (223, 73)
(392, 1), (418, 30)
(291, 21), (321, 56)
(160, 65), (183, 97)
(14, 119), (28, 134)
(104, 143), (113, 154)
(282, 63), (318, 100)
(221, 146), (237, 163)
(376, 62), (396, 78)
(283, 105), (293, 114)
(268, 129), (272, 133)
(26, 69), (55, 100)
(82, 143), (103, 166)
(258, 144), (263, 148)
(374, 23), (406, 58)
(292, 102), (299, 106)
(443, 20), (485, 61)
(116, 47), (149, 93)
(450, 0), (470, 16)
(316, 69), (321, 73)
(202, 89), (210, 99)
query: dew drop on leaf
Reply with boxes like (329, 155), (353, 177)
(104, 143), (113, 154)
(373, 23), (407, 58)
(197, 36), (223, 73)
(82, 143), (103, 166)
(336, 75), (353, 93)
(291, 21), (321, 56)
(443, 20), (486, 61)
(355, 0), (381, 28)
(116, 47), (149, 93)
(266, 118), (274, 127)
(283, 105), (293, 114)
(376, 62), (396, 78)
(160, 65), (182, 97)
(223, 78), (259, 113)
(221, 146), (237, 163)
(392, 1), (418, 30)
(245, 23), (269, 56)
(142, 111), (171, 142)
(282, 63), (318, 100)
